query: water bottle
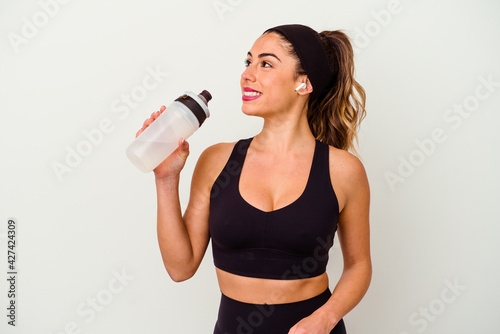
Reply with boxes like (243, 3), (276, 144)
(126, 90), (211, 173)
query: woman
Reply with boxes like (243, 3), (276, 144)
(137, 24), (371, 334)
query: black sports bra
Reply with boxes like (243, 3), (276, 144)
(209, 137), (339, 280)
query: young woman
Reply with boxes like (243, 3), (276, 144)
(136, 24), (371, 334)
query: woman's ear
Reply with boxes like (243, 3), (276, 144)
(296, 78), (313, 96)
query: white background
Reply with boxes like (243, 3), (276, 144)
(1, 0), (499, 333)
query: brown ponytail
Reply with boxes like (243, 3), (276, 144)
(308, 30), (367, 157)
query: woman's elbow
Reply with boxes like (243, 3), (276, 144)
(166, 266), (196, 283)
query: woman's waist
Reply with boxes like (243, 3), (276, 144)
(215, 267), (329, 304)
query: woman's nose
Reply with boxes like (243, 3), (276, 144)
(241, 65), (256, 82)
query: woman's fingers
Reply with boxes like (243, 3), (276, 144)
(136, 106), (166, 138)
(143, 117), (154, 127)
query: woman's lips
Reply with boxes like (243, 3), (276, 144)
(242, 87), (262, 101)
(242, 93), (262, 101)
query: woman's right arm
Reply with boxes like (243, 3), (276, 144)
(154, 141), (216, 282)
(137, 107), (229, 282)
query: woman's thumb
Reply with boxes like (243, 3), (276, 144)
(177, 137), (190, 160)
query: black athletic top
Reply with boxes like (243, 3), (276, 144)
(209, 137), (339, 280)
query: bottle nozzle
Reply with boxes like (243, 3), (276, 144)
(198, 90), (212, 105)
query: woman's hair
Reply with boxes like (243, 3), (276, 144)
(266, 29), (367, 157)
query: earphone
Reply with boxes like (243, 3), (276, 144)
(295, 83), (307, 92)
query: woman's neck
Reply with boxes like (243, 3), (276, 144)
(252, 110), (316, 155)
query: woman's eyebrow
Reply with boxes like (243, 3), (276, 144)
(247, 51), (282, 62)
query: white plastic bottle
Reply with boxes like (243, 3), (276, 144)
(126, 90), (211, 173)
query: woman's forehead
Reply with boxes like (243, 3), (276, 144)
(248, 32), (288, 57)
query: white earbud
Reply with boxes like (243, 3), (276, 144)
(295, 83), (307, 92)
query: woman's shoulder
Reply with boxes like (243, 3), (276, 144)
(200, 137), (254, 161)
(194, 140), (241, 181)
(200, 140), (238, 163)
(327, 145), (369, 202)
(327, 145), (367, 179)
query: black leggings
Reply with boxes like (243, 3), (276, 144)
(213, 288), (346, 334)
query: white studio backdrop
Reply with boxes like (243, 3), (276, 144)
(1, 0), (499, 333)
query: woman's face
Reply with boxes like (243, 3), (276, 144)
(240, 32), (306, 117)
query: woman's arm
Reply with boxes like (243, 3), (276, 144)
(315, 152), (372, 326)
(289, 149), (372, 333)
(155, 142), (227, 282)
(136, 108), (228, 282)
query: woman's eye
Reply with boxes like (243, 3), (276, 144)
(243, 59), (271, 68)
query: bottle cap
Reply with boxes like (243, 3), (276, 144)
(199, 90), (212, 104)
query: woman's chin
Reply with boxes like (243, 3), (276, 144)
(241, 105), (261, 117)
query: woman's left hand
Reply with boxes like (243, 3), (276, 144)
(288, 311), (335, 334)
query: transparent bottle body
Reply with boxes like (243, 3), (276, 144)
(126, 102), (200, 173)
